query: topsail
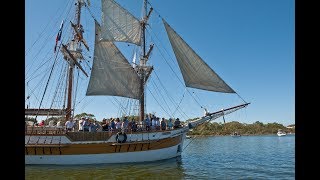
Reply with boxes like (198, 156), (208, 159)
(101, 0), (142, 45)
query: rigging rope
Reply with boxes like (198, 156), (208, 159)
(26, 1), (73, 77)
(25, 0), (72, 56)
(147, 88), (171, 117)
(172, 89), (186, 117)
(85, 4), (98, 23)
(153, 70), (189, 120)
(150, 78), (174, 117)
(236, 92), (247, 104)
(48, 60), (68, 111)
(34, 50), (60, 121)
(183, 123), (209, 151)
(26, 56), (53, 82)
(146, 26), (204, 110)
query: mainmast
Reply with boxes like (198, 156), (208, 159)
(62, 0), (88, 121)
(139, 0), (153, 121)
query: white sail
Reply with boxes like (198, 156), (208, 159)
(163, 20), (235, 93)
(101, 0), (142, 45)
(86, 21), (141, 99)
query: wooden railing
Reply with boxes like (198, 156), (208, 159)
(66, 131), (112, 141)
(25, 125), (184, 142)
(25, 127), (66, 135)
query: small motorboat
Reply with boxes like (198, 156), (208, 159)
(277, 129), (286, 136)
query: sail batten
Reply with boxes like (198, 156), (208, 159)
(86, 21), (140, 99)
(101, 0), (142, 45)
(163, 19), (235, 93)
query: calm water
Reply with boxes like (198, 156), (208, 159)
(25, 135), (295, 179)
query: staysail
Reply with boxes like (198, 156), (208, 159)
(101, 0), (142, 45)
(163, 19), (235, 93)
(86, 21), (141, 99)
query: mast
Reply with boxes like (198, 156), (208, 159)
(139, 0), (147, 122)
(139, 0), (153, 121)
(66, 63), (74, 121)
(64, 0), (86, 121)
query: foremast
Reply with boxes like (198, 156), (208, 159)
(138, 0), (153, 121)
(61, 0), (89, 121)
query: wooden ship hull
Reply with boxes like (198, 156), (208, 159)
(25, 127), (188, 165)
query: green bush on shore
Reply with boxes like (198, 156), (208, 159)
(188, 121), (295, 136)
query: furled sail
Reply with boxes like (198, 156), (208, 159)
(86, 21), (141, 99)
(163, 19), (235, 93)
(101, 0), (142, 45)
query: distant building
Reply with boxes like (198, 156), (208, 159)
(286, 125), (295, 129)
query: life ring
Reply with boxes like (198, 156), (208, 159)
(116, 132), (127, 143)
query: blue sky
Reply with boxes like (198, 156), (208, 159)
(25, 0), (294, 126)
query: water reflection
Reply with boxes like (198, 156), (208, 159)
(26, 157), (185, 180)
(26, 136), (295, 179)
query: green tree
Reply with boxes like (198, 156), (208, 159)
(74, 113), (96, 120)
(188, 120), (291, 136)
(25, 116), (36, 123)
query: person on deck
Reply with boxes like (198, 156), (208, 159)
(78, 117), (85, 131)
(151, 117), (156, 131)
(90, 121), (100, 132)
(131, 119), (137, 132)
(145, 115), (151, 131)
(115, 118), (121, 131)
(39, 120), (45, 127)
(168, 118), (173, 130)
(48, 119), (54, 127)
(161, 118), (167, 131)
(65, 119), (74, 132)
(83, 118), (90, 132)
(174, 118), (181, 129)
(110, 119), (116, 130)
(56, 120), (62, 128)
(101, 119), (109, 131)
(155, 117), (160, 130)
(122, 116), (129, 131)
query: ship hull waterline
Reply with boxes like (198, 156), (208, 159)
(25, 143), (183, 165)
(25, 129), (187, 165)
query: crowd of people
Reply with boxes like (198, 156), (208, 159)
(29, 114), (183, 133)
(100, 114), (182, 133)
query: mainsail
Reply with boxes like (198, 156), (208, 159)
(163, 19), (235, 93)
(86, 21), (141, 99)
(101, 0), (142, 45)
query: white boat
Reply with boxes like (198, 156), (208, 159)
(277, 129), (286, 136)
(25, 0), (250, 165)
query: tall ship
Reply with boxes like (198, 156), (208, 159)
(25, 0), (249, 165)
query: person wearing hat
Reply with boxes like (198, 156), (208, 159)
(174, 118), (181, 129)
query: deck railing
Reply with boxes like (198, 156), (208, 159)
(25, 124), (183, 142)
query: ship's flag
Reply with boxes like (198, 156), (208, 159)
(54, 20), (64, 53)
